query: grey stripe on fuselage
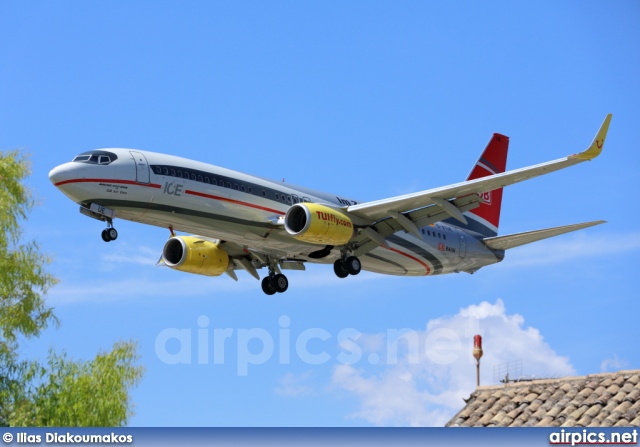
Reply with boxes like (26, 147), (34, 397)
(387, 235), (444, 274)
(442, 216), (497, 238)
(364, 253), (409, 274)
(149, 163), (358, 210)
(85, 198), (276, 229)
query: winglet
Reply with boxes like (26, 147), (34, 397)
(571, 114), (612, 161)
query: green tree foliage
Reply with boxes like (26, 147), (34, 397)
(10, 342), (143, 426)
(0, 151), (143, 426)
(0, 150), (57, 355)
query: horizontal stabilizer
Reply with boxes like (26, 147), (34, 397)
(482, 220), (606, 251)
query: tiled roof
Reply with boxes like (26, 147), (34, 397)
(446, 370), (640, 427)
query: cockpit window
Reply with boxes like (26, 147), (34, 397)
(72, 150), (118, 165)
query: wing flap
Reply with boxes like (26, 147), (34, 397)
(349, 195), (482, 257)
(482, 220), (606, 251)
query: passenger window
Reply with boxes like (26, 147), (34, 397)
(211, 179), (217, 185)
(262, 190), (267, 197)
(177, 171), (183, 178)
(292, 195), (299, 204)
(275, 193), (280, 200)
(248, 187), (252, 194)
(170, 169), (176, 176)
(234, 184), (239, 190)
(163, 167), (169, 175)
(287, 196), (292, 203)
(443, 234), (446, 240)
(198, 175), (203, 182)
(204, 177), (210, 184)
(241, 185), (246, 192)
(226, 182), (231, 188)
(155, 166), (162, 174)
(427, 230), (431, 236)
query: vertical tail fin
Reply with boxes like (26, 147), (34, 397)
(461, 133), (509, 237)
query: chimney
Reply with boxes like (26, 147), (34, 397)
(473, 335), (483, 387)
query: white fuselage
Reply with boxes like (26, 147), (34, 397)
(49, 148), (503, 277)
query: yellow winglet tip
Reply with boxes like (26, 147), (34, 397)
(571, 114), (612, 161)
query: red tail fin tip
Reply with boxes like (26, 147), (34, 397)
(465, 133), (509, 234)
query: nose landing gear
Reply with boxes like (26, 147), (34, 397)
(101, 227), (118, 242)
(78, 204), (119, 243)
(100, 215), (118, 242)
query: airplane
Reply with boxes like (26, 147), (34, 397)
(49, 115), (611, 295)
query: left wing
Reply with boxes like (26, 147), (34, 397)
(347, 114), (611, 223)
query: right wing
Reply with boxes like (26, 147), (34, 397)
(347, 114), (612, 223)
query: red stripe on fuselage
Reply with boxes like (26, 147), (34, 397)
(184, 190), (285, 215)
(54, 178), (162, 188)
(53, 178), (286, 216)
(382, 246), (431, 276)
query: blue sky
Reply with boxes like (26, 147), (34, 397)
(1, 2), (639, 426)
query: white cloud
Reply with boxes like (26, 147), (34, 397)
(100, 243), (160, 267)
(600, 354), (628, 373)
(501, 230), (640, 268)
(45, 273), (258, 305)
(46, 261), (385, 305)
(275, 371), (315, 397)
(330, 299), (575, 426)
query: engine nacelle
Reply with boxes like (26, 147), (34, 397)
(284, 203), (354, 246)
(162, 236), (229, 277)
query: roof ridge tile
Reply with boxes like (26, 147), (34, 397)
(447, 369), (640, 427)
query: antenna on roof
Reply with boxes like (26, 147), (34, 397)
(493, 359), (523, 384)
(473, 335), (483, 387)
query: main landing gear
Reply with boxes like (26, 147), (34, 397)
(261, 273), (289, 295)
(333, 255), (361, 278)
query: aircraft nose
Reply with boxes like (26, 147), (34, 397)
(48, 163), (77, 186)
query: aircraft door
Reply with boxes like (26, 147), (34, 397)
(130, 151), (150, 184)
(457, 230), (467, 258)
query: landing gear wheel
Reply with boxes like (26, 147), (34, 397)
(101, 227), (118, 242)
(261, 277), (277, 295)
(333, 259), (349, 278)
(107, 228), (118, 241)
(272, 274), (289, 293)
(345, 256), (361, 275)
